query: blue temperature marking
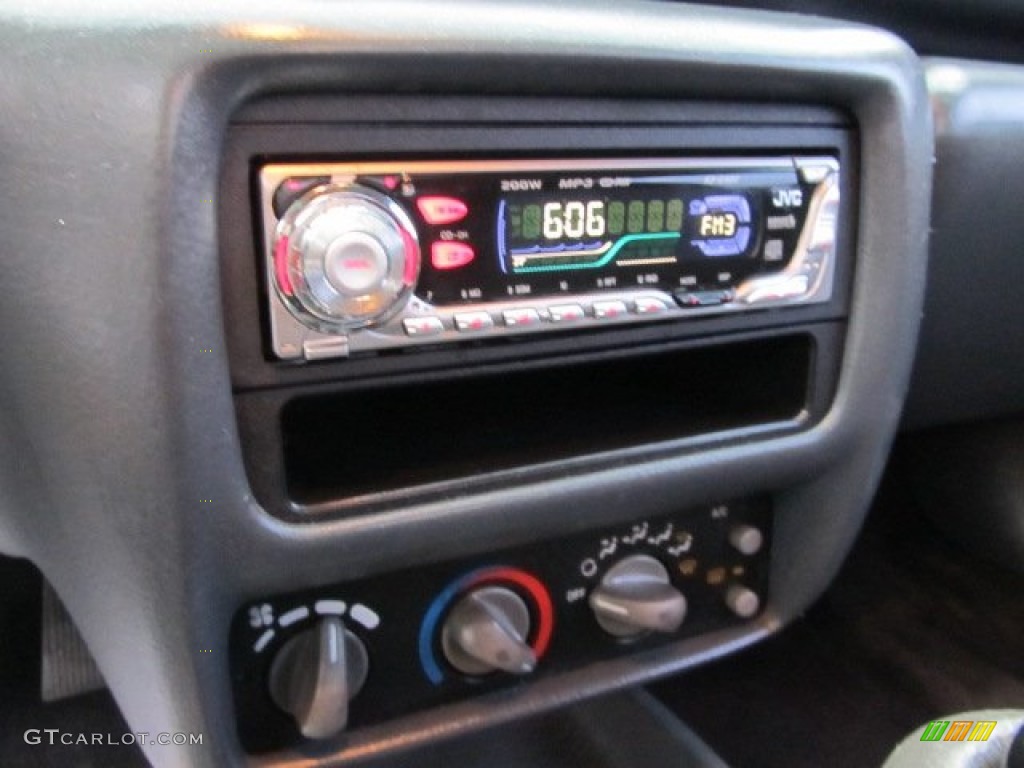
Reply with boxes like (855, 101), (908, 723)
(418, 566), (493, 685)
(513, 232), (680, 274)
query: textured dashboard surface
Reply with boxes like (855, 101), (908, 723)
(903, 58), (1024, 428)
(685, 0), (1024, 64)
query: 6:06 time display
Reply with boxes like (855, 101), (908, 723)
(540, 201), (606, 239)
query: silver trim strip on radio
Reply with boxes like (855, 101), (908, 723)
(259, 156), (840, 361)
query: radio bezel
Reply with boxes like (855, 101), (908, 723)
(220, 102), (856, 392)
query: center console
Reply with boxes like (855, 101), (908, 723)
(216, 83), (906, 759)
(196, 4), (933, 765)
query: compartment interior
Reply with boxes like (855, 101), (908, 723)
(282, 334), (814, 503)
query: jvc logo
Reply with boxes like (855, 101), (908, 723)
(771, 187), (803, 208)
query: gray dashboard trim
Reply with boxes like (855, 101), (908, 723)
(903, 57), (1024, 428)
(0, 1), (930, 766)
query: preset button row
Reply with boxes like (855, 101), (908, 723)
(401, 296), (674, 338)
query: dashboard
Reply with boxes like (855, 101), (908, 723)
(2, 1), (1021, 766)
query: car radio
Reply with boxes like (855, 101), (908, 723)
(258, 156), (840, 361)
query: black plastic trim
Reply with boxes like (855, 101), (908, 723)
(238, 325), (841, 520)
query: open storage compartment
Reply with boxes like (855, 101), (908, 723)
(278, 333), (818, 506)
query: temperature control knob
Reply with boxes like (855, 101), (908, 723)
(588, 554), (687, 638)
(273, 183), (420, 331)
(441, 586), (537, 676)
(268, 617), (369, 741)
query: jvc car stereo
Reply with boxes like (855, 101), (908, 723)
(258, 156), (840, 361)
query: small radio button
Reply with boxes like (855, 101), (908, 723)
(454, 311), (494, 332)
(674, 289), (735, 308)
(302, 338), (350, 361)
(762, 239), (786, 263)
(633, 297), (670, 316)
(323, 232), (389, 295)
(403, 317), (445, 337)
(430, 241), (476, 270)
(548, 304), (586, 323)
(417, 196), (469, 226)
(593, 300), (628, 320)
(503, 308), (541, 328)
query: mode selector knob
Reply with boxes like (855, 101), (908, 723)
(273, 183), (420, 332)
(268, 617), (369, 741)
(589, 554), (687, 638)
(441, 586), (537, 676)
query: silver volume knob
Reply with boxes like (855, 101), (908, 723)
(268, 617), (369, 741)
(273, 183), (420, 332)
(441, 586), (537, 676)
(589, 554), (687, 639)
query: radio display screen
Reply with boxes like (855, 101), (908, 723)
(500, 189), (754, 276)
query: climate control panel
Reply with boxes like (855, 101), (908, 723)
(229, 499), (771, 753)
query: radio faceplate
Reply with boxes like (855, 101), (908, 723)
(258, 156), (840, 361)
